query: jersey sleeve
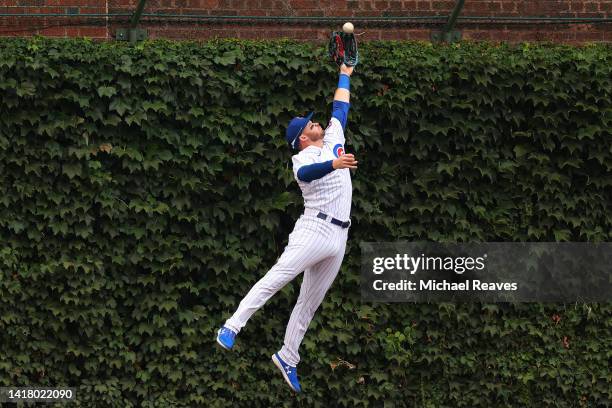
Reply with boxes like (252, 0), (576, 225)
(323, 117), (345, 146)
(331, 100), (350, 130)
(296, 160), (334, 182)
(292, 151), (319, 181)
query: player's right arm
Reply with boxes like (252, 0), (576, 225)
(331, 64), (353, 130)
(293, 152), (358, 183)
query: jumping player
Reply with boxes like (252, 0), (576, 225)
(216, 63), (357, 393)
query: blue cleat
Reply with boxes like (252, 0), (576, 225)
(272, 353), (301, 393)
(216, 326), (236, 350)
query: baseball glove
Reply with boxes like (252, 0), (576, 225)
(328, 31), (359, 67)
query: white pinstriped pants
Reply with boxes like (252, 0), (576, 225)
(224, 213), (348, 366)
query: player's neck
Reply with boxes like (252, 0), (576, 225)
(301, 139), (323, 150)
(310, 140), (323, 148)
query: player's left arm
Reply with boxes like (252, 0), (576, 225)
(331, 64), (353, 130)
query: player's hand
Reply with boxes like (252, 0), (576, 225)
(333, 153), (358, 169)
(340, 63), (354, 77)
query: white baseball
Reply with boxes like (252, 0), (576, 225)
(342, 22), (354, 34)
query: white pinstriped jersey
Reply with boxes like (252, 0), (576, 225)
(292, 117), (352, 221)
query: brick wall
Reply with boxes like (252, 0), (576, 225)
(0, 1), (610, 43)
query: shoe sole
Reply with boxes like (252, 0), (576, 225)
(216, 329), (232, 351)
(272, 354), (300, 393)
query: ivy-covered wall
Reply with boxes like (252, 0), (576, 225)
(0, 37), (610, 407)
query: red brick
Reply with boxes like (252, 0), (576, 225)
(65, 27), (79, 36)
(462, 1), (483, 13)
(239, 29), (261, 38)
(374, 0), (388, 9)
(516, 1), (540, 14)
(360, 1), (374, 10)
(575, 31), (604, 41)
(0, 30), (27, 37)
(488, 2), (501, 12)
(289, 0), (317, 8)
(569, 1), (584, 12)
(1, 0), (610, 44)
(355, 9), (382, 15)
(380, 29), (405, 40)
(416, 0), (430, 10)
(501, 1), (516, 12)
(292, 29), (318, 39)
(302, 9), (324, 15)
(186, 0), (214, 5)
(80, 7), (106, 13)
(108, 0), (132, 6)
(230, 0), (247, 8)
(551, 1), (570, 11)
(552, 30), (577, 41)
(409, 29), (429, 40)
(466, 30), (490, 40)
(38, 26), (66, 36)
(325, 8), (351, 15)
(330, 0), (347, 9)
(78, 26), (107, 38)
(210, 9), (237, 14)
(501, 30), (520, 42)
(431, 0), (453, 10)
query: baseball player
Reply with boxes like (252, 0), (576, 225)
(216, 63), (357, 393)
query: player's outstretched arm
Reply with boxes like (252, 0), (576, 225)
(334, 64), (353, 103)
(331, 64), (353, 130)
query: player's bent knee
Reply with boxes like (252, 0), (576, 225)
(259, 268), (299, 291)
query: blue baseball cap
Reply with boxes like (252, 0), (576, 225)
(285, 112), (314, 151)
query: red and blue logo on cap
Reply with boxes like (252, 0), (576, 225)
(333, 144), (345, 158)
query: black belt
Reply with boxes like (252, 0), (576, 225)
(316, 211), (350, 228)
